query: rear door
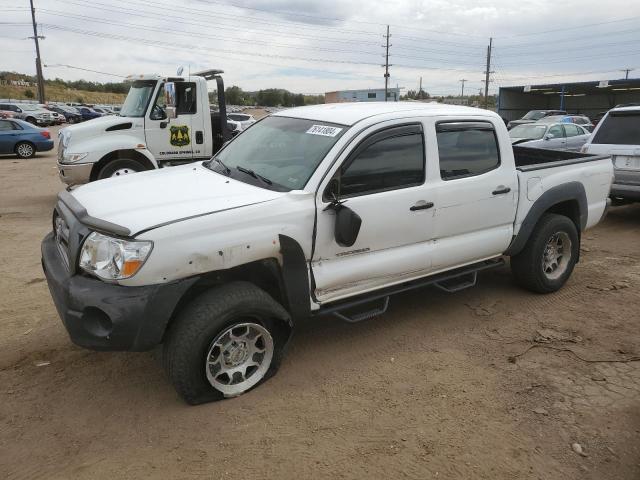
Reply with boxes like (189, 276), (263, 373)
(0, 119), (16, 153)
(563, 124), (588, 151)
(429, 119), (518, 270)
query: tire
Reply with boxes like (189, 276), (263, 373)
(25, 116), (36, 125)
(510, 213), (579, 293)
(163, 282), (291, 405)
(96, 158), (145, 179)
(15, 141), (35, 159)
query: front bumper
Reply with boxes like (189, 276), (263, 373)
(41, 232), (197, 351)
(57, 161), (93, 186)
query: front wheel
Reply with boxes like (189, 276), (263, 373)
(510, 213), (579, 293)
(15, 141), (35, 158)
(96, 159), (145, 179)
(163, 282), (291, 404)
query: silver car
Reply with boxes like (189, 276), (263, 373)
(509, 122), (591, 151)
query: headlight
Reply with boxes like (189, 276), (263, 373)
(79, 232), (152, 280)
(63, 152), (88, 162)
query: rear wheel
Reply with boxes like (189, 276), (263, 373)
(163, 282), (291, 405)
(96, 158), (145, 179)
(510, 213), (579, 293)
(15, 141), (35, 159)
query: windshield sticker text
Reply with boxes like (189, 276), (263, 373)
(306, 125), (343, 137)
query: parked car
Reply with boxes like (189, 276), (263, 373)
(545, 114), (594, 132)
(0, 102), (53, 126)
(92, 106), (114, 115)
(41, 102), (612, 404)
(76, 106), (102, 122)
(0, 118), (54, 158)
(592, 111), (609, 126)
(581, 105), (640, 202)
(47, 105), (82, 124)
(39, 105), (64, 125)
(227, 113), (256, 131)
(507, 110), (567, 129)
(509, 121), (591, 151)
(0, 109), (16, 119)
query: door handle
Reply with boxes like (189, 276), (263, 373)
(492, 187), (511, 195)
(410, 202), (434, 211)
(159, 121), (168, 129)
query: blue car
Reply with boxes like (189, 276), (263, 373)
(76, 106), (102, 122)
(0, 118), (54, 158)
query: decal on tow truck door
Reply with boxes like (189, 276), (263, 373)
(169, 125), (190, 146)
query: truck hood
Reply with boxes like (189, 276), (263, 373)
(70, 163), (285, 235)
(61, 115), (143, 142)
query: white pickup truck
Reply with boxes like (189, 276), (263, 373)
(42, 102), (613, 404)
(56, 69), (234, 185)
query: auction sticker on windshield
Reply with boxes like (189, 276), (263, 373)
(306, 125), (343, 137)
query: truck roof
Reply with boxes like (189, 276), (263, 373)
(273, 102), (494, 126)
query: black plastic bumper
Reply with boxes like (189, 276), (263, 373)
(41, 232), (198, 351)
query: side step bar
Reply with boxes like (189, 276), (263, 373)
(315, 259), (504, 323)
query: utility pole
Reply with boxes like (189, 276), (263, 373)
(621, 68), (634, 80)
(419, 76), (423, 99)
(484, 37), (493, 109)
(383, 25), (391, 102)
(459, 79), (467, 100)
(28, 0), (46, 103)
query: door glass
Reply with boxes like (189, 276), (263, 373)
(548, 125), (564, 138)
(564, 124), (580, 137)
(0, 120), (13, 131)
(340, 133), (425, 197)
(437, 124), (500, 180)
(176, 82), (197, 115)
(592, 112), (640, 145)
(149, 84), (167, 120)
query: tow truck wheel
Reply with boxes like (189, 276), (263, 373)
(510, 213), (579, 293)
(97, 159), (145, 179)
(163, 282), (290, 405)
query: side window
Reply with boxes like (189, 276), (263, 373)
(150, 83), (167, 120)
(564, 124), (580, 137)
(340, 131), (425, 197)
(176, 82), (197, 115)
(548, 125), (564, 138)
(10, 121), (23, 130)
(436, 122), (500, 181)
(0, 120), (13, 131)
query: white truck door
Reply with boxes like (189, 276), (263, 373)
(145, 81), (207, 162)
(312, 122), (436, 304)
(429, 119), (518, 270)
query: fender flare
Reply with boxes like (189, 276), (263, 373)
(278, 234), (311, 322)
(504, 181), (587, 257)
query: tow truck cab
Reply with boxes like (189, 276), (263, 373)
(57, 69), (233, 185)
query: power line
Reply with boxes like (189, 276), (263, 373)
(496, 15), (640, 39)
(496, 27), (640, 49)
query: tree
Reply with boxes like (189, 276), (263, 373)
(293, 93), (305, 106)
(225, 85), (245, 106)
(256, 89), (283, 107)
(24, 89), (34, 99)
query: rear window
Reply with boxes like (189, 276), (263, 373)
(592, 111), (640, 145)
(436, 122), (501, 180)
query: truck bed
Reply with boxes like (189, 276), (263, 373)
(513, 145), (610, 172)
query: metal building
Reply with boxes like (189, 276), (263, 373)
(498, 78), (640, 121)
(325, 88), (400, 103)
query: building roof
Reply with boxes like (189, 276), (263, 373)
(273, 101), (491, 126)
(500, 78), (640, 96)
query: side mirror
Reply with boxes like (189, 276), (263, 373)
(164, 82), (177, 120)
(544, 133), (554, 140)
(334, 205), (362, 247)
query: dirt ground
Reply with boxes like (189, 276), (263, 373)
(1, 126), (639, 479)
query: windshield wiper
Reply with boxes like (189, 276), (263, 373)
(236, 166), (272, 185)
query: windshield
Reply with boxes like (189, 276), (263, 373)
(592, 111), (640, 145)
(20, 104), (38, 111)
(522, 110), (546, 120)
(509, 124), (547, 140)
(210, 116), (347, 191)
(120, 80), (156, 117)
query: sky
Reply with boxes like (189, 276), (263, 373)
(3, 0), (640, 96)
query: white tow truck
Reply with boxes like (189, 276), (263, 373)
(56, 69), (234, 185)
(42, 102), (613, 404)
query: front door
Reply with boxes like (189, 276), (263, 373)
(545, 124), (567, 150)
(145, 81), (206, 162)
(312, 122), (436, 303)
